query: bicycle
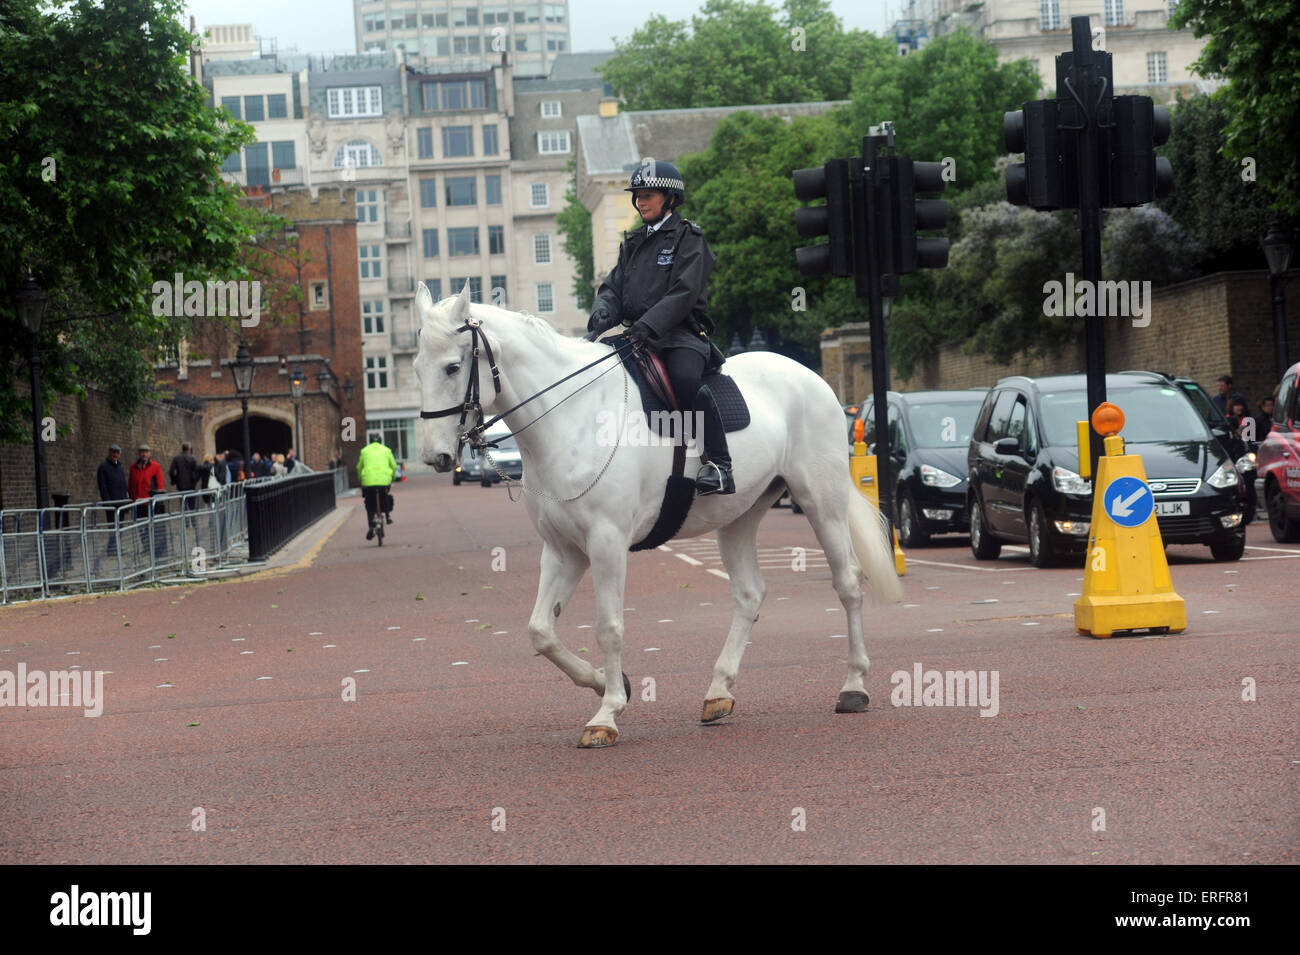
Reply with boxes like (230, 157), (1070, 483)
(364, 485), (391, 546)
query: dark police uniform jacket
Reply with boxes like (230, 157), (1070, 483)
(592, 214), (724, 367)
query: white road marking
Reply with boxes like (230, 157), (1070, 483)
(1244, 543), (1300, 553)
(1239, 554), (1300, 561)
(675, 553), (703, 566)
(906, 558), (1023, 573)
(707, 569), (730, 580)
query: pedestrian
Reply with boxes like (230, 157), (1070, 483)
(271, 453), (288, 476)
(250, 451), (267, 478)
(128, 443), (165, 558)
(1252, 396), (1275, 444)
(285, 447), (298, 473)
(1211, 374), (1247, 416)
(96, 443), (128, 503)
(357, 438), (397, 538)
(212, 452), (230, 486)
(227, 449), (245, 481)
(1225, 397), (1250, 436)
(586, 157), (732, 494)
(169, 441), (199, 512)
(95, 443), (129, 564)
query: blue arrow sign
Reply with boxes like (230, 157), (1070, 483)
(1104, 476), (1154, 528)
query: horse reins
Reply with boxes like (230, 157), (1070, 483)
(419, 317), (637, 495)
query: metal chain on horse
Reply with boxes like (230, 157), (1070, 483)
(481, 358), (629, 504)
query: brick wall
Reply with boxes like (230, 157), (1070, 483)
(822, 270), (1300, 410)
(0, 384), (204, 510)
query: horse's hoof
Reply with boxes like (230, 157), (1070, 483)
(701, 697), (735, 723)
(578, 725), (618, 748)
(835, 690), (870, 713)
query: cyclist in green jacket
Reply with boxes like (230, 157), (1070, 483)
(357, 439), (398, 539)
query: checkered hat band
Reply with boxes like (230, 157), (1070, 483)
(628, 176), (684, 191)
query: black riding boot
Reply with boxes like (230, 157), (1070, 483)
(692, 384), (734, 495)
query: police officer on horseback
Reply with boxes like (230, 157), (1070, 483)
(586, 158), (734, 495)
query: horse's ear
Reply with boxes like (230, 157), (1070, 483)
(449, 280), (472, 323)
(415, 281), (434, 313)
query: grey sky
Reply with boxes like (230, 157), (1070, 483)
(181, 0), (899, 56)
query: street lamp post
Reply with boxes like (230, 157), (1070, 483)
(342, 375), (356, 402)
(290, 363), (306, 464)
(1262, 222), (1294, 378)
(15, 275), (50, 510)
(231, 342), (256, 477)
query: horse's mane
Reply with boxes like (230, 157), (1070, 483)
(424, 295), (584, 348)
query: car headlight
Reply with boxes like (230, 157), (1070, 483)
(1234, 452), (1257, 475)
(1052, 466), (1091, 494)
(920, 464), (960, 488)
(1207, 461), (1239, 488)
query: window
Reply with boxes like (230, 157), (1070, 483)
(327, 86), (382, 119)
(536, 282), (554, 313)
(419, 178), (437, 208)
(271, 142), (295, 172)
(220, 96), (241, 119)
(541, 101), (562, 117)
(1104, 0), (1125, 26)
(482, 124), (499, 155)
(310, 282), (328, 309)
(365, 355), (389, 390)
(267, 94), (287, 119)
(485, 175), (502, 205)
(490, 274), (507, 303)
(451, 276), (483, 301)
(533, 233), (552, 264)
(423, 80), (487, 111)
(530, 182), (548, 207)
(443, 126), (474, 157)
(333, 139), (382, 168)
(1039, 0), (1061, 30)
(546, 35), (567, 52)
(484, 6), (509, 26)
(1167, 0), (1178, 16)
(545, 4), (566, 24)
(356, 188), (381, 223)
(404, 12), (417, 29)
(423, 12), (448, 28)
(359, 245), (383, 279)
(245, 142), (269, 186)
(453, 7), (479, 26)
(445, 176), (477, 206)
(417, 127), (433, 159)
(985, 391), (1019, 442)
(453, 36), (482, 54)
(422, 229), (439, 258)
(515, 31), (541, 52)
(537, 131), (570, 154)
(448, 228), (479, 256)
(222, 150), (241, 172)
(424, 279), (442, 300)
(243, 95), (264, 122)
(367, 418), (414, 460)
(1147, 51), (1168, 84)
(362, 300), (386, 334)
(488, 225), (505, 254)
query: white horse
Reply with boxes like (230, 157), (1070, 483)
(415, 283), (902, 747)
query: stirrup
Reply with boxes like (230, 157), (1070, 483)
(695, 460), (735, 496)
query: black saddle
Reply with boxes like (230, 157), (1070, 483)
(604, 335), (751, 435)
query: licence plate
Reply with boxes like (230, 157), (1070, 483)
(1155, 500), (1189, 516)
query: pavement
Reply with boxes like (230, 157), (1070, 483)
(1, 473), (1296, 864)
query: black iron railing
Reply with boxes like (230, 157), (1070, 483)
(245, 472), (336, 561)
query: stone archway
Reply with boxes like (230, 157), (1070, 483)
(205, 405), (294, 459)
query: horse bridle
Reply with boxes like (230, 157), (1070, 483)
(418, 316), (631, 464)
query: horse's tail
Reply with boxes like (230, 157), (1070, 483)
(847, 480), (904, 604)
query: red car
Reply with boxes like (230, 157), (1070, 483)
(1258, 361), (1300, 541)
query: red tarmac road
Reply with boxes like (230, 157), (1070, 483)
(1, 474), (1296, 863)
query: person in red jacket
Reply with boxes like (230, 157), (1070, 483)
(128, 444), (165, 500)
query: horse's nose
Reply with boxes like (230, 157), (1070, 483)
(432, 453), (453, 472)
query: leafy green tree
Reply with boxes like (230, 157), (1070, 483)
(599, 0), (883, 110)
(1158, 93), (1276, 271)
(0, 0), (265, 443)
(555, 158), (595, 311)
(1171, 0), (1300, 219)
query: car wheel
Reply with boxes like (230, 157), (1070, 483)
(1209, 536), (1245, 561)
(453, 472), (462, 486)
(481, 472), (493, 488)
(898, 491), (929, 548)
(969, 494), (1000, 560)
(1027, 500), (1057, 568)
(1266, 479), (1300, 542)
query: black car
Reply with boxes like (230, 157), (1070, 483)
(966, 373), (1246, 566)
(856, 389), (988, 546)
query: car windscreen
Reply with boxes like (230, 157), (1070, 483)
(1038, 385), (1210, 446)
(906, 400), (986, 448)
(1178, 382), (1227, 429)
(490, 434), (518, 452)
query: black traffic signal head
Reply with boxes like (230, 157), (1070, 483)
(1108, 97), (1173, 206)
(793, 158), (854, 277)
(887, 156), (949, 273)
(1004, 100), (1069, 209)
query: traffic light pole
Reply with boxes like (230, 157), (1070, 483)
(1069, 16), (1107, 479)
(854, 132), (895, 532)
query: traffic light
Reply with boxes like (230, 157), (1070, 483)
(793, 158), (853, 277)
(1004, 100), (1066, 210)
(887, 156), (950, 272)
(1108, 96), (1173, 206)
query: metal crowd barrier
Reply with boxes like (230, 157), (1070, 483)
(0, 472), (334, 604)
(246, 471), (336, 561)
